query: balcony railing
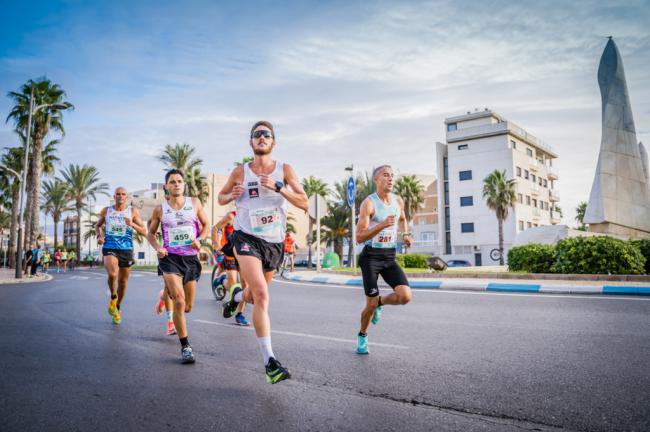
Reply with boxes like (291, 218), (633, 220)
(547, 165), (558, 180)
(446, 121), (508, 142)
(530, 184), (540, 195)
(551, 215), (561, 224)
(549, 189), (560, 202)
(532, 208), (541, 218)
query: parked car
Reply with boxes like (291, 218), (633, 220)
(446, 259), (472, 267)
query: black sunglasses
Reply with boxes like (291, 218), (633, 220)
(251, 130), (274, 139)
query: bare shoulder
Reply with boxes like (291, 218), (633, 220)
(360, 196), (375, 214)
(394, 195), (405, 206)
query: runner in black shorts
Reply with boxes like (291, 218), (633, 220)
(102, 249), (135, 268)
(218, 120), (309, 384)
(354, 165), (413, 355)
(147, 169), (210, 364)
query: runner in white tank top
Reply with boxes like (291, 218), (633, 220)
(218, 121), (309, 384)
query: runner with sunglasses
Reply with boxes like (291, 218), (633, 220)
(354, 165), (413, 354)
(219, 121), (309, 384)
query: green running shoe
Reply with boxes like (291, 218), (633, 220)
(371, 305), (382, 325)
(356, 334), (369, 355)
(222, 284), (242, 318)
(265, 357), (291, 384)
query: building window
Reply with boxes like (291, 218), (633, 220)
(444, 182), (449, 205)
(524, 170), (529, 180)
(519, 220), (524, 231)
(443, 157), (449, 181)
(518, 193), (523, 203)
(447, 123), (458, 131)
(421, 232), (435, 242)
(543, 179), (548, 188)
(459, 170), (472, 181)
(532, 199), (537, 207)
(526, 148), (533, 157)
(461, 223), (475, 233)
(445, 231), (451, 254)
(458, 144), (468, 150)
(527, 221), (532, 228)
(531, 174), (536, 182)
(511, 140), (517, 149)
(526, 195), (531, 205)
(137, 252), (145, 259)
(460, 196), (473, 206)
(516, 167), (521, 177)
(444, 207), (450, 229)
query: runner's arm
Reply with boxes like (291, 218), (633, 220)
(95, 207), (107, 238)
(193, 198), (210, 242)
(218, 166), (245, 205)
(396, 196), (413, 247)
(212, 212), (234, 250)
(280, 163), (309, 212)
(146, 206), (166, 254)
(128, 207), (148, 236)
(355, 198), (393, 243)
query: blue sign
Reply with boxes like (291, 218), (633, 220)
(347, 176), (356, 207)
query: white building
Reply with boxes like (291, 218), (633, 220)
(406, 174), (439, 254)
(435, 109), (561, 266)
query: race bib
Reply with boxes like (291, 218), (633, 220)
(107, 216), (127, 237)
(250, 207), (282, 236)
(372, 226), (397, 248)
(169, 225), (196, 247)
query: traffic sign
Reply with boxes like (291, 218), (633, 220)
(347, 176), (356, 207)
(308, 194), (327, 220)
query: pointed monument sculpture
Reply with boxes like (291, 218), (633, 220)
(584, 37), (650, 238)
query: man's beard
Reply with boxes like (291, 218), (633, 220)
(253, 145), (273, 156)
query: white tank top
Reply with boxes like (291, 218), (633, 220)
(233, 162), (287, 243)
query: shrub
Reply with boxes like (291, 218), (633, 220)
(507, 244), (555, 273)
(552, 236), (646, 275)
(395, 253), (429, 269)
(630, 239), (650, 274)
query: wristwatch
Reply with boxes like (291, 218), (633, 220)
(275, 181), (284, 193)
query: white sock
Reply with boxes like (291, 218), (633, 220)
(234, 291), (244, 303)
(166, 311), (173, 321)
(257, 336), (275, 365)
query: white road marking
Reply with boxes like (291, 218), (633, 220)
(274, 278), (650, 301)
(194, 319), (409, 349)
(69, 276), (90, 280)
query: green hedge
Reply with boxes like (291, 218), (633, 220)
(630, 239), (650, 274)
(507, 237), (648, 275)
(552, 236), (646, 275)
(507, 244), (555, 273)
(396, 253), (429, 269)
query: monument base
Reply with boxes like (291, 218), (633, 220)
(588, 222), (650, 239)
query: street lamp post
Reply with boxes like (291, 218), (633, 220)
(345, 165), (356, 273)
(13, 87), (70, 279)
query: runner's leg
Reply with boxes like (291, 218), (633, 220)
(116, 266), (131, 309)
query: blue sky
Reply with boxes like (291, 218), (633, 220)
(1, 0), (649, 227)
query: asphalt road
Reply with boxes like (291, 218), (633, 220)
(1, 269), (649, 432)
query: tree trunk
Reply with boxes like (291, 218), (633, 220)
(335, 238), (344, 263)
(307, 218), (313, 269)
(498, 218), (504, 265)
(76, 206), (82, 264)
(53, 216), (59, 250)
(27, 134), (43, 247)
(8, 182), (19, 268)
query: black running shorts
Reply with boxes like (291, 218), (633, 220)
(231, 230), (284, 273)
(358, 246), (409, 297)
(102, 248), (134, 268)
(158, 253), (202, 284)
(221, 257), (238, 271)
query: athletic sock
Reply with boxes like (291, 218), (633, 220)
(257, 336), (275, 365)
(234, 291), (243, 303)
(166, 311), (173, 321)
(358, 332), (367, 337)
(179, 337), (189, 348)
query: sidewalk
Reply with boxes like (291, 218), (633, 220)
(281, 270), (650, 296)
(0, 268), (52, 285)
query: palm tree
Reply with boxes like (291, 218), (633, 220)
(482, 170), (517, 265)
(394, 175), (425, 252)
(234, 156), (254, 167)
(321, 202), (350, 262)
(158, 143), (206, 200)
(1, 147), (25, 267)
(6, 78), (73, 247)
(60, 164), (109, 262)
(575, 201), (587, 230)
(41, 179), (72, 249)
(301, 176), (330, 268)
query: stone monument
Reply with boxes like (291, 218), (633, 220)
(584, 37), (650, 238)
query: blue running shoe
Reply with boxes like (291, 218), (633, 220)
(235, 313), (249, 326)
(356, 334), (369, 355)
(371, 305), (382, 325)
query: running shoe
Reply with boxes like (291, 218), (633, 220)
(108, 297), (118, 317)
(222, 284), (242, 318)
(181, 345), (195, 364)
(154, 290), (165, 315)
(356, 334), (369, 355)
(371, 305), (382, 325)
(235, 313), (249, 326)
(213, 273), (227, 290)
(112, 309), (122, 325)
(265, 357), (291, 384)
(167, 321), (177, 336)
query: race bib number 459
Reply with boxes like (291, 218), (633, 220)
(169, 225), (196, 247)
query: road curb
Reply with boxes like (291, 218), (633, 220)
(0, 272), (53, 285)
(281, 272), (650, 296)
